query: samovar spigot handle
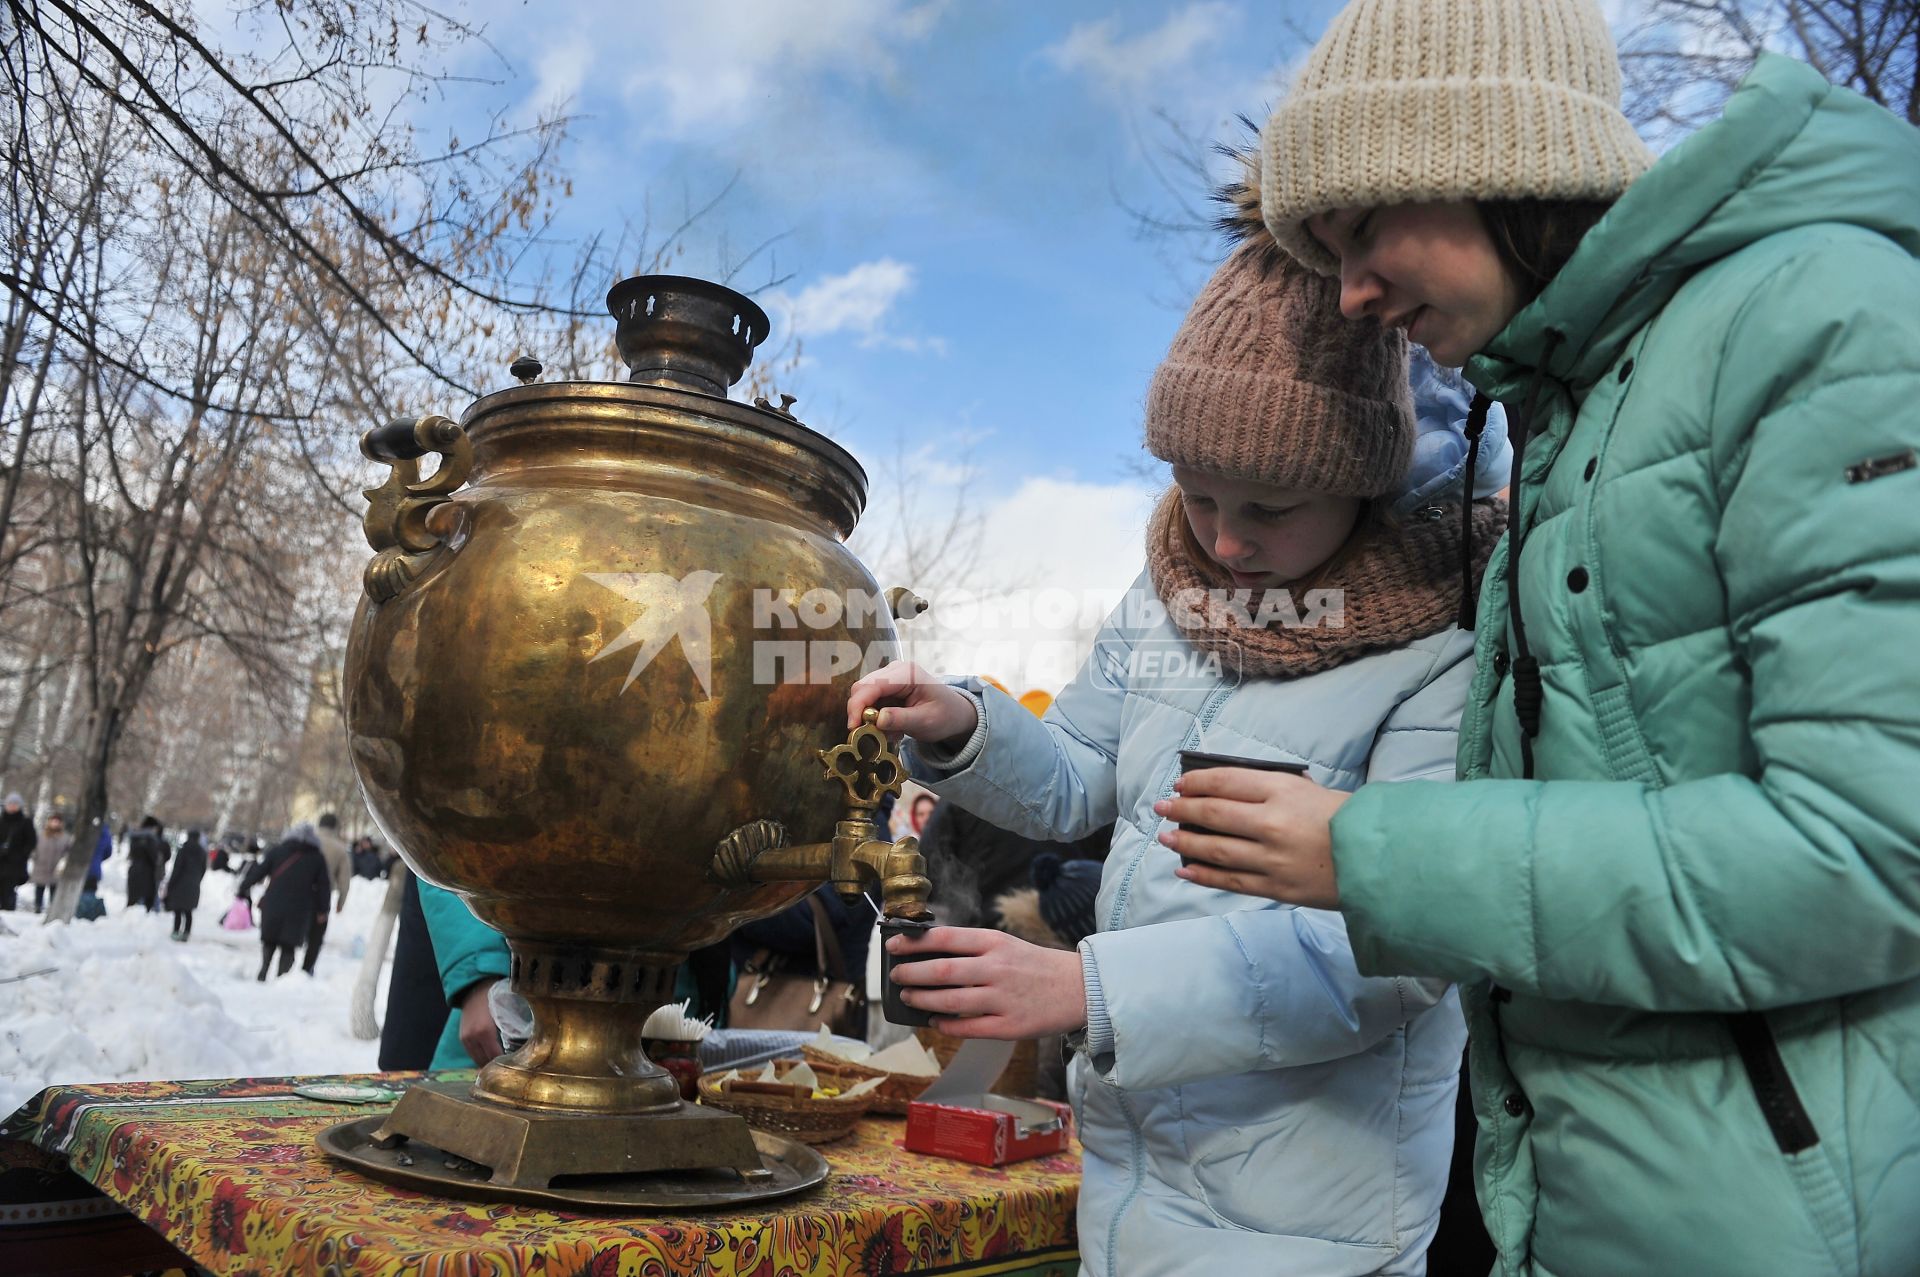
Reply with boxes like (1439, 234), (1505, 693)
(817, 710), (932, 919)
(816, 708), (905, 814)
(707, 710), (932, 919)
(359, 413), (473, 603)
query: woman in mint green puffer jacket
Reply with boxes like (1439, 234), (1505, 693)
(1162, 2), (1920, 1274)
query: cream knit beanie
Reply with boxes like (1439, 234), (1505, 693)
(1262, 0), (1654, 274)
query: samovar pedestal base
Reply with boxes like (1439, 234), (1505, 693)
(371, 1081), (764, 1186)
(319, 1082), (831, 1210)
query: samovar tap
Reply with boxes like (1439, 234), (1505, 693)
(708, 708), (933, 920)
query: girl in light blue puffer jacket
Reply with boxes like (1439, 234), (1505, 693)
(850, 179), (1510, 1277)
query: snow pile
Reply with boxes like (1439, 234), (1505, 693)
(0, 919), (258, 1108)
(0, 848), (390, 1119)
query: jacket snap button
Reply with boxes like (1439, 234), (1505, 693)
(1503, 1094), (1528, 1118)
(1568, 567), (1590, 593)
(1618, 359), (1635, 383)
(1493, 651), (1510, 676)
(1583, 457), (1597, 482)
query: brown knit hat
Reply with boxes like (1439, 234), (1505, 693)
(1144, 178), (1413, 496)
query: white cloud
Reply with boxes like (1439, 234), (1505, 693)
(1043, 2), (1278, 178)
(893, 440), (978, 489)
(920, 475), (1160, 693)
(856, 468), (1161, 694)
(765, 259), (945, 354)
(976, 476), (1156, 600)
(618, 0), (947, 135)
(531, 39), (593, 112)
(1046, 3), (1240, 102)
(777, 260), (914, 338)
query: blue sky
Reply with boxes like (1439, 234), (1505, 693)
(466, 0), (1340, 481)
(415, 2), (1344, 604)
(406, 0), (1657, 685)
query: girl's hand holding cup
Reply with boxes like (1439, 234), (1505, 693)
(1156, 769), (1351, 909)
(886, 925), (1088, 1040)
(847, 660), (978, 747)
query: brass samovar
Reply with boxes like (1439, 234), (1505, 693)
(322, 276), (933, 1209)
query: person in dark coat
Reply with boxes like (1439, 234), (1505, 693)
(914, 800), (1110, 929)
(379, 871), (453, 1070)
(238, 823), (330, 981)
(125, 816), (168, 912)
(163, 829), (208, 940)
(0, 793), (36, 911)
(351, 836), (386, 880)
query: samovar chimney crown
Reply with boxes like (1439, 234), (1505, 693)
(606, 275), (770, 397)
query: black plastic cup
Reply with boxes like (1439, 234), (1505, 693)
(1176, 750), (1310, 868)
(880, 916), (950, 1027)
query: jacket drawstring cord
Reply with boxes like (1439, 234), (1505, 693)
(1504, 330), (1565, 781)
(1456, 392), (1492, 630)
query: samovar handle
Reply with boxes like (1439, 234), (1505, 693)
(359, 414), (473, 603)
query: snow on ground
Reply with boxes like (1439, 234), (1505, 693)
(0, 845), (391, 1119)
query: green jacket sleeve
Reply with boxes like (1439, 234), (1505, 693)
(417, 880), (511, 1009)
(1331, 231), (1920, 1011)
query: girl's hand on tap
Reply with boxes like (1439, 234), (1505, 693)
(848, 661), (978, 748)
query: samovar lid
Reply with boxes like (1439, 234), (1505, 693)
(464, 274), (869, 537)
(605, 275), (770, 397)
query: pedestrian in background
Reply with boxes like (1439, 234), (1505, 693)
(0, 793), (36, 911)
(28, 812), (70, 913)
(239, 822), (330, 981)
(125, 816), (168, 913)
(163, 828), (208, 940)
(378, 867), (451, 1070)
(917, 800), (1109, 930)
(307, 812), (353, 974)
(83, 824), (111, 895)
(350, 835), (383, 880)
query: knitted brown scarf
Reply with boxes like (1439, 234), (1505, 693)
(1144, 488), (1508, 679)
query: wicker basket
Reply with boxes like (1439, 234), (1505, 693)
(800, 1045), (937, 1117)
(697, 1058), (874, 1145)
(914, 1026), (1041, 1098)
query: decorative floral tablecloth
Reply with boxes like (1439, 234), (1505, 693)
(0, 1072), (1081, 1277)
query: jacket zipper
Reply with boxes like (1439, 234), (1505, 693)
(1728, 1012), (1819, 1154)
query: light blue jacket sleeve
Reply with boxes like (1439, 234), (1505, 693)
(901, 610), (1135, 840)
(1081, 646), (1469, 1090)
(1392, 347), (1512, 518)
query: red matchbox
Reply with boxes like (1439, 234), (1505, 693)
(903, 1093), (1073, 1166)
